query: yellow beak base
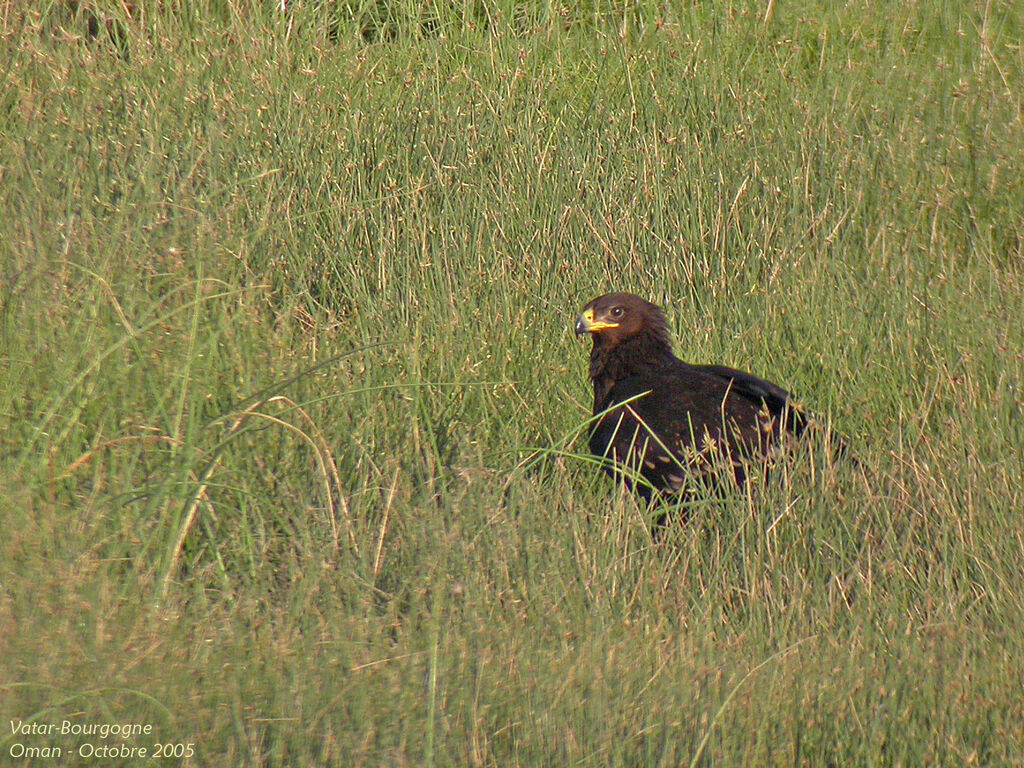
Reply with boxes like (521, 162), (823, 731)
(575, 308), (620, 335)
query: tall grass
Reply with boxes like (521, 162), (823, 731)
(2, 1), (1023, 765)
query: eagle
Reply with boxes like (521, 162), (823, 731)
(575, 292), (839, 504)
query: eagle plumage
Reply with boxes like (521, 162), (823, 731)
(575, 292), (833, 501)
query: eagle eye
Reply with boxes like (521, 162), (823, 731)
(610, 307), (625, 319)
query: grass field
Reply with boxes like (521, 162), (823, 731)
(2, 0), (1023, 765)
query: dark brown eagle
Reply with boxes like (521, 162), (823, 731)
(575, 292), (838, 502)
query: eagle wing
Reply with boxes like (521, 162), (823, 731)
(692, 363), (808, 435)
(589, 365), (778, 497)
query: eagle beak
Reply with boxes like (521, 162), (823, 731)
(575, 308), (618, 335)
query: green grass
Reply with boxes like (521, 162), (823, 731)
(2, 1), (1023, 765)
